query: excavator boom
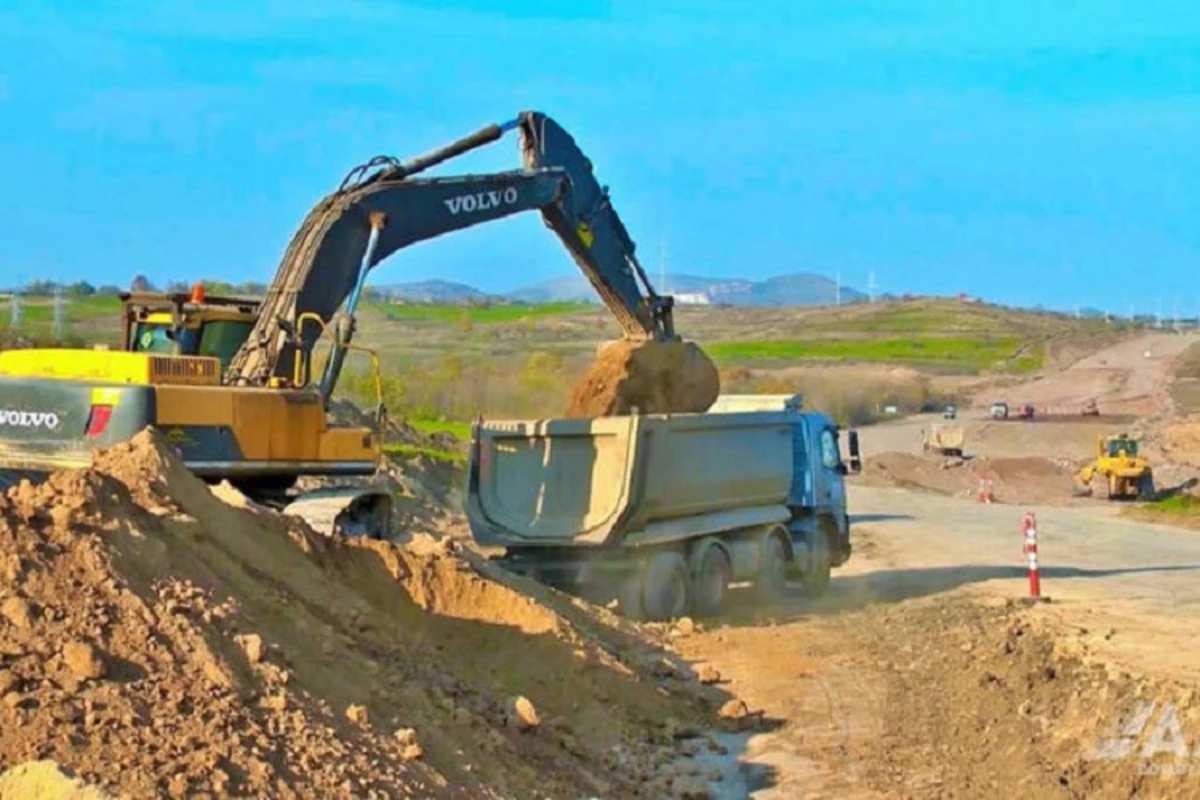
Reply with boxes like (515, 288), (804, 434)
(225, 111), (672, 388)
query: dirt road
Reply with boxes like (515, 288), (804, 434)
(858, 331), (1200, 460)
(671, 484), (1200, 798)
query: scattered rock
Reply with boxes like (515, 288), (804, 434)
(505, 696), (539, 731)
(1, 597), (32, 630)
(717, 699), (750, 721)
(696, 664), (721, 684)
(62, 641), (106, 681)
(345, 704), (369, 725)
(235, 633), (265, 664)
(663, 717), (700, 740)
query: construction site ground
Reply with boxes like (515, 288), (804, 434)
(5, 329), (1200, 797)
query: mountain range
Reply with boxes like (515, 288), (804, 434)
(373, 272), (869, 307)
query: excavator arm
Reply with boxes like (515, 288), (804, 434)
(224, 111), (674, 390)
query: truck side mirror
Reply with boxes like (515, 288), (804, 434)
(847, 430), (862, 474)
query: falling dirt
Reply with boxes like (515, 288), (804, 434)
(0, 429), (735, 798)
(565, 338), (721, 416)
(859, 452), (1086, 505)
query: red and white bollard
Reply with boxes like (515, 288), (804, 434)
(977, 479), (995, 504)
(1022, 511), (1041, 598)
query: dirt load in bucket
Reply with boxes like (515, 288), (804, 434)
(565, 338), (721, 416)
(0, 429), (736, 798)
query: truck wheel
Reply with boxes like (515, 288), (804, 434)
(642, 551), (691, 621)
(800, 528), (832, 598)
(755, 529), (790, 602)
(689, 541), (731, 618)
(1139, 473), (1156, 501)
(617, 566), (646, 621)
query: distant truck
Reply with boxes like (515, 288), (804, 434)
(464, 394), (861, 621)
(990, 401), (1009, 419)
(922, 423), (965, 457)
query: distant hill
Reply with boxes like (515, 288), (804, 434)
(372, 279), (497, 303)
(508, 271), (867, 306)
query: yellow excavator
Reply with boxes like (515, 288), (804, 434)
(0, 111), (698, 538)
(1072, 433), (1155, 500)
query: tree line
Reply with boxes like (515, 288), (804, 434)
(6, 275), (395, 301)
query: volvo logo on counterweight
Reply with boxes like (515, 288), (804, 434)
(0, 410), (61, 430)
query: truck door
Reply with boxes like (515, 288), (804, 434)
(817, 426), (847, 520)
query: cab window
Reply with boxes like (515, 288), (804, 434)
(820, 429), (841, 470)
(198, 320), (255, 371)
(1107, 439), (1137, 457)
(132, 323), (176, 354)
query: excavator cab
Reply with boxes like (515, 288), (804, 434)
(1105, 435), (1138, 459)
(120, 285), (260, 373)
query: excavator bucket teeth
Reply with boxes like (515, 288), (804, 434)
(283, 486), (394, 540)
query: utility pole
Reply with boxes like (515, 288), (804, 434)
(52, 281), (65, 341)
(835, 269), (842, 307)
(9, 276), (20, 332)
(659, 236), (667, 294)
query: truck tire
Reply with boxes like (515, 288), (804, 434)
(688, 541), (731, 618)
(617, 566), (646, 621)
(800, 526), (832, 598)
(642, 551), (691, 621)
(1138, 473), (1156, 501)
(755, 528), (790, 603)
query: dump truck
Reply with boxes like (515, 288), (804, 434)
(1072, 433), (1154, 500)
(921, 423), (964, 457)
(465, 396), (861, 621)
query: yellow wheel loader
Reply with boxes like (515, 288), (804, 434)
(0, 112), (707, 539)
(1072, 434), (1155, 501)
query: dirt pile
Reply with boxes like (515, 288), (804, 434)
(860, 452), (1083, 505)
(565, 338), (720, 416)
(0, 430), (731, 797)
(853, 599), (1200, 797)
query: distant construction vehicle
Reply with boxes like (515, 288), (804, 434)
(989, 401), (1009, 419)
(1072, 434), (1155, 500)
(922, 423), (964, 457)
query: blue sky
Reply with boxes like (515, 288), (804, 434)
(1, 1), (1198, 314)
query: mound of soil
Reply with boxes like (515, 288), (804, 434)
(861, 452), (1081, 505)
(565, 339), (720, 416)
(854, 599), (1200, 797)
(0, 430), (727, 797)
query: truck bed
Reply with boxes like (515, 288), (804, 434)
(465, 411), (797, 550)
